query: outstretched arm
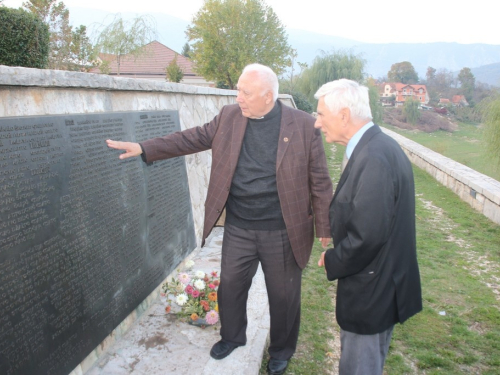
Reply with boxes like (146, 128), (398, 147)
(106, 139), (143, 159)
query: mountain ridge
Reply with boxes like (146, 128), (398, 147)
(68, 8), (500, 86)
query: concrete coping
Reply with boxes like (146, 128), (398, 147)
(0, 65), (292, 102)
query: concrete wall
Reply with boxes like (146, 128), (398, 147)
(0, 65), (295, 375)
(383, 127), (500, 225)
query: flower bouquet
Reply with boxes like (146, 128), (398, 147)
(161, 260), (220, 327)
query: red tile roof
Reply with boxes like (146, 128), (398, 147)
(452, 95), (466, 104)
(89, 40), (202, 79)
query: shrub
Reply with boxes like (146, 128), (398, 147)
(0, 7), (49, 68)
(281, 89), (313, 113)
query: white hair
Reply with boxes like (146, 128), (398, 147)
(242, 63), (279, 101)
(314, 79), (372, 121)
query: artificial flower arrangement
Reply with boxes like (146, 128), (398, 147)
(161, 260), (220, 326)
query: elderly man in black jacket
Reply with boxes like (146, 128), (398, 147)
(315, 79), (422, 375)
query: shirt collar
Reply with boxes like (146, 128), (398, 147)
(346, 121), (374, 159)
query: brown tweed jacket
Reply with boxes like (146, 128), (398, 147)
(141, 103), (333, 269)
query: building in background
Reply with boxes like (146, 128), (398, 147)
(379, 82), (429, 107)
(90, 41), (214, 87)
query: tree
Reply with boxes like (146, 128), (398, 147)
(0, 6), (49, 68)
(94, 14), (157, 75)
(279, 49), (309, 93)
(479, 95), (500, 167)
(69, 25), (96, 71)
(366, 78), (383, 124)
(165, 55), (184, 83)
(22, 0), (73, 70)
(186, 0), (293, 89)
(181, 42), (191, 58)
(403, 97), (421, 125)
(458, 67), (476, 105)
(295, 49), (365, 104)
(387, 61), (419, 84)
(426, 66), (436, 82)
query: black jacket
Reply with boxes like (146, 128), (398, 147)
(324, 125), (422, 334)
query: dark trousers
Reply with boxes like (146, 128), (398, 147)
(218, 223), (302, 360)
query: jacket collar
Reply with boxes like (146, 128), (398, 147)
(332, 124), (381, 199)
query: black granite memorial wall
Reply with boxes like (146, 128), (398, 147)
(0, 110), (197, 375)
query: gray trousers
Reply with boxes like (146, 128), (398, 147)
(218, 223), (302, 360)
(339, 326), (394, 375)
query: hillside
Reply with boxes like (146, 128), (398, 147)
(471, 62), (500, 86)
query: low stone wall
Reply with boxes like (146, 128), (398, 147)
(383, 127), (500, 225)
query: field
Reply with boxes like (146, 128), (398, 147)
(382, 120), (500, 182)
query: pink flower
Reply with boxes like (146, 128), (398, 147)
(192, 290), (200, 298)
(178, 273), (191, 285)
(205, 310), (219, 325)
(211, 271), (218, 278)
(185, 285), (194, 295)
(209, 284), (215, 289)
(160, 292), (166, 297)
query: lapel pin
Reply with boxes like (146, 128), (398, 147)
(283, 137), (289, 142)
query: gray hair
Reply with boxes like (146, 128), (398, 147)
(242, 63), (279, 101)
(314, 79), (372, 121)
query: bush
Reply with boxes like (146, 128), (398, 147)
(281, 89), (313, 113)
(0, 7), (49, 68)
(402, 98), (421, 125)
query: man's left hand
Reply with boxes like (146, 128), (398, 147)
(318, 251), (326, 268)
(319, 237), (331, 249)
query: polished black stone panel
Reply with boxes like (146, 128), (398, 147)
(0, 111), (196, 375)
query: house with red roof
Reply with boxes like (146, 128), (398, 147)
(451, 95), (469, 106)
(89, 41), (214, 87)
(379, 82), (429, 106)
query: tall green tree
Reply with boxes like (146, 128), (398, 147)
(458, 67), (476, 105)
(388, 61), (419, 84)
(181, 42), (191, 58)
(295, 50), (365, 104)
(165, 55), (184, 82)
(186, 0), (293, 89)
(403, 97), (421, 125)
(22, 0), (73, 70)
(69, 25), (96, 71)
(94, 14), (157, 75)
(366, 78), (383, 124)
(479, 95), (500, 167)
(426, 66), (436, 82)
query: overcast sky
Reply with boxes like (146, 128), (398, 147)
(4, 0), (499, 45)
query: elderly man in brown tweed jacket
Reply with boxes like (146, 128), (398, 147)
(106, 63), (332, 375)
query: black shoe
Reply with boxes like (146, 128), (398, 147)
(210, 340), (239, 360)
(267, 358), (289, 375)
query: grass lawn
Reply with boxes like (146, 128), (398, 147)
(381, 121), (500, 182)
(260, 133), (500, 374)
